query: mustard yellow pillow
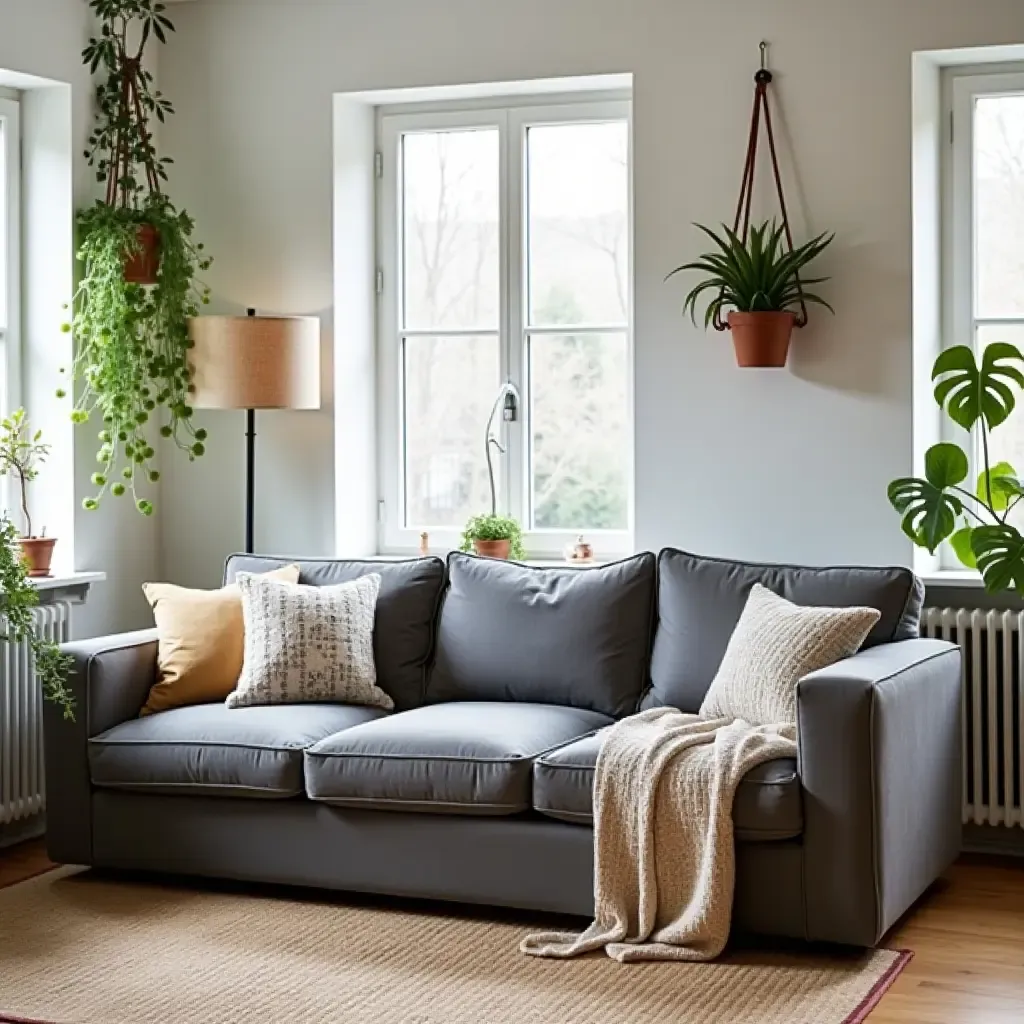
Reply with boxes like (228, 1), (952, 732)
(140, 564), (300, 715)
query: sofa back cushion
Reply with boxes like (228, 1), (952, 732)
(426, 553), (656, 718)
(224, 555), (445, 710)
(646, 548), (924, 712)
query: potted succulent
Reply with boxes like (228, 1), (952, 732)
(460, 514), (526, 561)
(62, 0), (212, 518)
(668, 220), (834, 368)
(0, 409), (56, 577)
(0, 515), (75, 718)
(889, 342), (1024, 593)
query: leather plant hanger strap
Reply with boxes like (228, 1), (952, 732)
(714, 42), (809, 331)
(106, 56), (161, 208)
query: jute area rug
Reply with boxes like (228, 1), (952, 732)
(0, 868), (909, 1024)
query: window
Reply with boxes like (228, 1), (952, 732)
(0, 96), (19, 420)
(941, 72), (1024, 563)
(377, 97), (632, 556)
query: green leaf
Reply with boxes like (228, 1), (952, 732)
(933, 343), (1024, 431)
(977, 461), (1019, 511)
(950, 526), (978, 569)
(888, 477), (963, 553)
(924, 442), (969, 489)
(972, 524), (1024, 593)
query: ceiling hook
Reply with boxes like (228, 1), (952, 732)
(759, 41), (769, 71)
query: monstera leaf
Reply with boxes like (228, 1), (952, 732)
(971, 524), (1024, 593)
(949, 526), (977, 569)
(887, 444), (968, 553)
(933, 343), (1024, 431)
(976, 461), (1024, 513)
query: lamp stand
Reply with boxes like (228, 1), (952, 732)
(244, 307), (257, 554)
(245, 406), (256, 555)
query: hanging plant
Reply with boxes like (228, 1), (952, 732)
(668, 43), (834, 368)
(62, 0), (212, 516)
(669, 221), (833, 367)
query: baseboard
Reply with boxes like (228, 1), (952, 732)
(962, 823), (1024, 857)
(0, 814), (44, 850)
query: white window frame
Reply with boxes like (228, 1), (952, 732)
(0, 96), (20, 421)
(376, 95), (633, 557)
(941, 70), (1024, 567)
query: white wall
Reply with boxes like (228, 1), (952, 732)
(158, 0), (1024, 588)
(0, 0), (161, 635)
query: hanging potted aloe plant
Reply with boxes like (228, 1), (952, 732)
(61, 0), (211, 516)
(668, 221), (834, 368)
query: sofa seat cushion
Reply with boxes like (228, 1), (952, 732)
(89, 703), (388, 798)
(305, 702), (613, 815)
(532, 730), (803, 841)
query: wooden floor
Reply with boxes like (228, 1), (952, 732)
(1, 842), (1022, 1022)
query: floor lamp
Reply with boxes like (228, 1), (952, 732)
(188, 309), (321, 554)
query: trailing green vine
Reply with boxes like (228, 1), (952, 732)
(62, 0), (212, 515)
(0, 518), (75, 719)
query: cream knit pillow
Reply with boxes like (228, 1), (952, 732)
(699, 583), (880, 726)
(227, 573), (393, 711)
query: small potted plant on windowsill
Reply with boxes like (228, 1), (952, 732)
(668, 220), (834, 368)
(0, 409), (56, 577)
(460, 514), (526, 561)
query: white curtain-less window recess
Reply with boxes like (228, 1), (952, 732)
(945, 72), (1024, 568)
(376, 97), (633, 558)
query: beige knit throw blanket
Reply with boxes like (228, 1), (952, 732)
(521, 707), (797, 962)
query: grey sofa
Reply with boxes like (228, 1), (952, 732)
(43, 548), (962, 948)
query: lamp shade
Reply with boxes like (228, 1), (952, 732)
(187, 315), (321, 411)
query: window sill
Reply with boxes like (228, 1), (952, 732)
(917, 569), (986, 589)
(29, 570), (106, 604)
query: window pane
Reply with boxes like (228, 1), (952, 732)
(403, 334), (500, 528)
(527, 121), (628, 328)
(975, 95), (1024, 319)
(529, 332), (628, 531)
(0, 119), (7, 330)
(402, 129), (499, 331)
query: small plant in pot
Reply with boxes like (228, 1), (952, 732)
(0, 409), (56, 577)
(668, 220), (834, 368)
(460, 514), (526, 561)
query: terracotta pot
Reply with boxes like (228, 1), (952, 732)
(727, 311), (795, 368)
(123, 223), (161, 284)
(472, 538), (511, 560)
(17, 537), (57, 578)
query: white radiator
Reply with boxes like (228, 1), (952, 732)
(922, 607), (1024, 829)
(0, 602), (70, 825)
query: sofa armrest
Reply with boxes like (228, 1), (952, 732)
(796, 638), (961, 946)
(43, 629), (159, 865)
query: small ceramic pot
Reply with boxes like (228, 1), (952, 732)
(728, 310), (795, 368)
(124, 223), (161, 284)
(17, 537), (57, 578)
(472, 538), (511, 560)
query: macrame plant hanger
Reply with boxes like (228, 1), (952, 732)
(714, 41), (808, 333)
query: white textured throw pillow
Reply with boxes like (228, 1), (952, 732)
(699, 584), (880, 727)
(227, 573), (393, 710)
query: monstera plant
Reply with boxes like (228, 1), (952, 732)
(888, 343), (1024, 592)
